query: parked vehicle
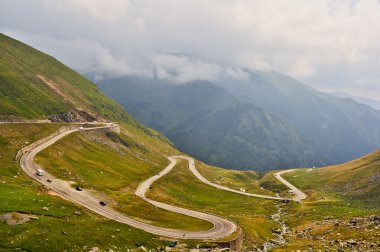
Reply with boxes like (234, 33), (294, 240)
(75, 186), (83, 191)
(169, 241), (177, 247)
(99, 201), (107, 206)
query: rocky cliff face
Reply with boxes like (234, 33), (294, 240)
(48, 109), (105, 123)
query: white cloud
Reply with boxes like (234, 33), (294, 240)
(152, 54), (250, 83)
(36, 0), (129, 23)
(1, 0), (380, 99)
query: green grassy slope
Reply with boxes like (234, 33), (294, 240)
(0, 33), (134, 122)
(0, 33), (205, 250)
(145, 160), (278, 248)
(0, 124), (164, 251)
(195, 162), (276, 196)
(269, 151), (380, 250)
(282, 150), (380, 206)
(145, 155), (380, 250)
(2, 33), (379, 251)
(35, 130), (212, 231)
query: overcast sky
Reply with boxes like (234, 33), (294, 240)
(1, 0), (380, 100)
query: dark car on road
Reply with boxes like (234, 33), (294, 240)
(75, 186), (83, 191)
(169, 241), (177, 247)
(99, 201), (107, 206)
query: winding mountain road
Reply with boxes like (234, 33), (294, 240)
(18, 124), (306, 240)
(161, 156), (305, 201)
(274, 170), (307, 201)
(19, 125), (236, 239)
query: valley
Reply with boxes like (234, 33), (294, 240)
(0, 33), (379, 251)
(3, 119), (378, 251)
(97, 74), (380, 171)
(18, 121), (304, 239)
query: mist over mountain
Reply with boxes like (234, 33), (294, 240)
(94, 71), (380, 171)
(331, 92), (380, 111)
(2, 1), (380, 250)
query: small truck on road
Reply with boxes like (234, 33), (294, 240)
(36, 169), (44, 176)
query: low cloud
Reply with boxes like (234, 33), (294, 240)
(36, 0), (129, 23)
(1, 0), (380, 99)
(152, 54), (249, 84)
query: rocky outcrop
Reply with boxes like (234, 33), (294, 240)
(260, 202), (289, 251)
(48, 109), (105, 123)
(292, 215), (380, 251)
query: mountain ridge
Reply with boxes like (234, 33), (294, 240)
(95, 71), (380, 171)
(98, 77), (312, 171)
(1, 32), (379, 252)
(331, 91), (380, 110)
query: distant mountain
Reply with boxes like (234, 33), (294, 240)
(331, 92), (380, 110)
(97, 77), (310, 170)
(217, 71), (380, 167)
(94, 73), (380, 171)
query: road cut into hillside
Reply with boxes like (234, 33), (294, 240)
(19, 124), (306, 240)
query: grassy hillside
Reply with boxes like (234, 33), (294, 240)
(35, 130), (212, 231)
(145, 160), (278, 248)
(0, 33), (202, 250)
(269, 151), (380, 250)
(282, 150), (380, 206)
(0, 33), (135, 123)
(2, 33), (379, 251)
(0, 124), (165, 251)
(145, 155), (380, 250)
(195, 162), (277, 196)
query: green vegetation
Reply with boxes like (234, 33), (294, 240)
(35, 130), (213, 231)
(271, 152), (380, 250)
(0, 33), (137, 124)
(2, 33), (380, 251)
(196, 162), (276, 196)
(0, 124), (164, 251)
(0, 33), (213, 250)
(146, 160), (278, 248)
(282, 151), (380, 207)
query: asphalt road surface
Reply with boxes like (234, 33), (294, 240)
(138, 155), (306, 202)
(19, 125), (236, 239)
(19, 124), (306, 240)
(273, 170), (307, 201)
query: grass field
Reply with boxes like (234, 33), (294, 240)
(271, 156), (380, 251)
(195, 161), (277, 196)
(145, 156), (380, 250)
(282, 151), (380, 206)
(2, 123), (380, 251)
(146, 159), (279, 249)
(0, 124), (167, 251)
(34, 129), (213, 231)
(0, 33), (137, 123)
